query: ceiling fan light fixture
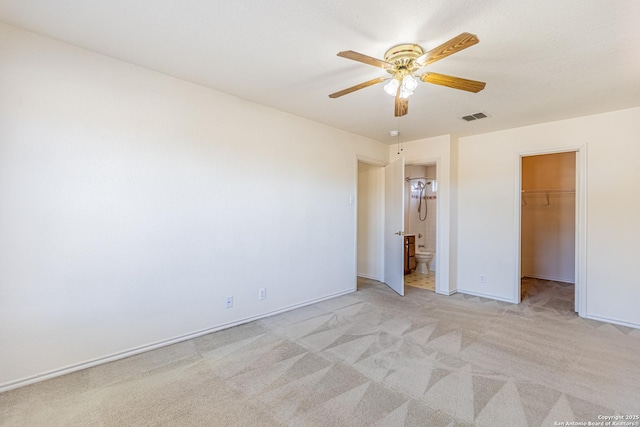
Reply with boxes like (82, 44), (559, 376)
(399, 87), (413, 99)
(383, 79), (399, 96)
(402, 75), (418, 91)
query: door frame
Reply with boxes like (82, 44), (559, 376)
(403, 156), (451, 295)
(514, 145), (587, 316)
(355, 151), (451, 296)
(404, 159), (447, 295)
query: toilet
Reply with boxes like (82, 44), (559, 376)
(415, 250), (433, 276)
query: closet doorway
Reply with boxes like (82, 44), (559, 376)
(520, 152), (577, 313)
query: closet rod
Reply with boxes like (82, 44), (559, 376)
(521, 189), (575, 194)
(521, 189), (575, 206)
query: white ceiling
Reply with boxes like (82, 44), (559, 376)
(1, 0), (639, 144)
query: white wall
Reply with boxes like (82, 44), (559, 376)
(0, 23), (388, 390)
(456, 107), (640, 328)
(357, 162), (383, 280)
(389, 135), (453, 294)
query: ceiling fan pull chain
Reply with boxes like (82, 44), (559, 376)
(396, 116), (403, 154)
(399, 117), (403, 153)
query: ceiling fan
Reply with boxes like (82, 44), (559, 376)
(329, 33), (486, 117)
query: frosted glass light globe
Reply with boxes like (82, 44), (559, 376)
(383, 79), (400, 96)
(402, 75), (418, 91)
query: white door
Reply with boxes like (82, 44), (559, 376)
(384, 157), (405, 295)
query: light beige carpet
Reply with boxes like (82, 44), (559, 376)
(1, 277), (639, 426)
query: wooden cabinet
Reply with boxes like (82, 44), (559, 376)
(404, 235), (415, 274)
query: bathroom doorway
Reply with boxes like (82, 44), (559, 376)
(520, 152), (577, 312)
(404, 163), (437, 292)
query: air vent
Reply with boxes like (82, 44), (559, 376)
(461, 112), (489, 121)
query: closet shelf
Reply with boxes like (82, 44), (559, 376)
(521, 189), (575, 206)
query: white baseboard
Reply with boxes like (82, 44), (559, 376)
(584, 313), (640, 330)
(436, 288), (456, 296)
(456, 289), (516, 304)
(357, 274), (381, 281)
(458, 290), (639, 330)
(0, 289), (355, 394)
(521, 273), (575, 284)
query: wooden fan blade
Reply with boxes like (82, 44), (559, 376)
(420, 72), (486, 93)
(394, 87), (409, 117)
(337, 50), (394, 69)
(328, 76), (387, 98)
(415, 32), (479, 67)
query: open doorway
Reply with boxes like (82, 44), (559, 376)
(356, 160), (385, 289)
(357, 155), (450, 297)
(357, 157), (406, 296)
(520, 152), (576, 312)
(404, 163), (437, 292)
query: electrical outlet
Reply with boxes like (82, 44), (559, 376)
(480, 275), (486, 284)
(258, 288), (266, 300)
(225, 296), (233, 308)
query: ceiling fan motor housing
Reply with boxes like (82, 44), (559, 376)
(384, 44), (424, 76)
